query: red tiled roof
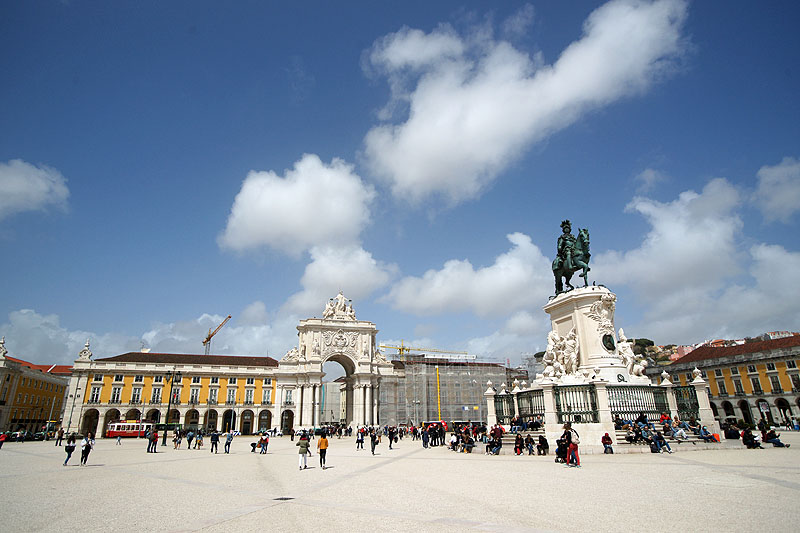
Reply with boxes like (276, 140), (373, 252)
(5, 356), (73, 375)
(672, 335), (800, 365)
(95, 352), (279, 367)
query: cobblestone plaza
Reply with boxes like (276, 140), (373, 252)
(1, 432), (798, 532)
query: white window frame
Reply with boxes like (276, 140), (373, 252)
(90, 387), (102, 403)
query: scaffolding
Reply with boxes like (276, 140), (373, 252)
(378, 356), (525, 426)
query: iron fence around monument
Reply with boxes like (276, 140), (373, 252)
(494, 393), (514, 425)
(607, 385), (670, 423)
(517, 390), (545, 419)
(554, 385), (598, 424)
(673, 386), (700, 421)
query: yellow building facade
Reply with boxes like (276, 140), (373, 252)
(653, 335), (800, 426)
(0, 337), (70, 433)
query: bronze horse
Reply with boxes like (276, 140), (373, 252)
(552, 228), (590, 294)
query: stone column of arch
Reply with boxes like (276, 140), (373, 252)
(373, 383), (380, 426)
(368, 385), (375, 426)
(313, 384), (321, 427)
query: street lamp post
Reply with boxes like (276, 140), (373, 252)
(162, 368), (182, 447)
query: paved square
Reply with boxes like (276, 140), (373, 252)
(1, 432), (799, 532)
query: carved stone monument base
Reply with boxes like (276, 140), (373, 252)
(540, 286), (648, 385)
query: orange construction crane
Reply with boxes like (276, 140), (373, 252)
(203, 315), (231, 355)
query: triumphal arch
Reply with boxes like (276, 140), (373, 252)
(278, 291), (395, 429)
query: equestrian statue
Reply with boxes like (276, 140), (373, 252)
(552, 219), (591, 294)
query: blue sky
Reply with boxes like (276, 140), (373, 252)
(1, 0), (799, 366)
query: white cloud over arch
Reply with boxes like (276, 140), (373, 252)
(363, 0), (688, 205)
(0, 159), (70, 221)
(219, 154), (375, 256)
(283, 245), (398, 316)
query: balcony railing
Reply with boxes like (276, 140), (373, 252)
(189, 400), (199, 406)
(87, 400), (101, 404)
(149, 400), (162, 405)
(207, 400), (218, 405)
(108, 400), (121, 405)
(244, 401), (254, 405)
(770, 387), (784, 394)
(282, 401), (295, 407)
(128, 400), (142, 405)
(226, 400), (237, 406)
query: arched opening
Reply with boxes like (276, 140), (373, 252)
(184, 409), (199, 429)
(721, 401), (735, 419)
(241, 410), (254, 435)
(222, 410), (236, 433)
(101, 409), (120, 438)
(81, 409), (99, 437)
(258, 410), (272, 432)
(775, 398), (792, 425)
(281, 410), (294, 433)
(205, 409), (218, 431)
(168, 409), (181, 426)
(146, 409), (161, 423)
(125, 408), (141, 421)
(710, 402), (719, 419)
(738, 400), (753, 425)
(323, 354), (356, 426)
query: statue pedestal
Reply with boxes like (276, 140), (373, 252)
(543, 286), (645, 384)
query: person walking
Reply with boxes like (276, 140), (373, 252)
(80, 433), (95, 466)
(260, 433), (269, 454)
(297, 432), (311, 470)
(186, 430), (194, 449)
(224, 432), (234, 453)
(317, 432), (329, 469)
(55, 428), (64, 446)
(63, 434), (77, 465)
(356, 428), (364, 451)
(562, 423), (581, 468)
(0, 431), (7, 450)
(210, 431), (220, 454)
(370, 429), (379, 455)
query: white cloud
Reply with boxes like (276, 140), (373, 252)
(383, 232), (552, 317)
(283, 245), (397, 316)
(0, 309), (138, 365)
(634, 168), (667, 193)
(239, 301), (269, 326)
(0, 159), (70, 220)
(594, 178), (743, 297)
(502, 4), (536, 40)
(363, 0), (688, 205)
(593, 177), (800, 344)
(0, 302), (302, 365)
(219, 154), (375, 256)
(753, 156), (800, 223)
